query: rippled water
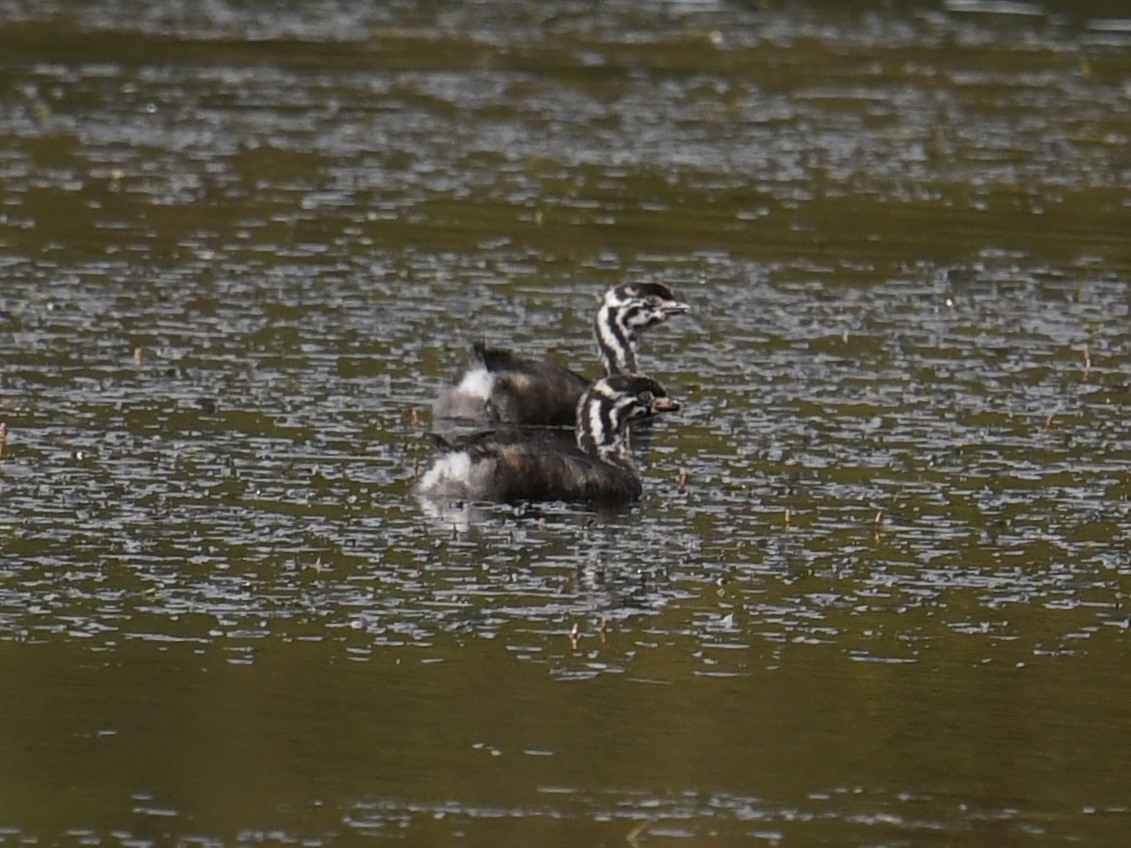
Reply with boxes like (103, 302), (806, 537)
(2, 0), (1131, 844)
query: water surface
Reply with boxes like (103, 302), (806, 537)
(2, 0), (1130, 844)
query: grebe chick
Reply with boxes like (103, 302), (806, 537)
(419, 374), (680, 505)
(433, 283), (690, 428)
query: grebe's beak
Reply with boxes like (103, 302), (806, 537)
(651, 395), (681, 414)
(659, 298), (692, 318)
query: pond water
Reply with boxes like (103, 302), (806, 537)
(2, 0), (1131, 844)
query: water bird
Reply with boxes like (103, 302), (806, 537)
(432, 283), (690, 428)
(418, 374), (680, 505)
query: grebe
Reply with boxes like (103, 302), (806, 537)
(433, 283), (690, 428)
(419, 374), (680, 505)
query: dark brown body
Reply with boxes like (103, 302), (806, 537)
(440, 430), (642, 504)
(472, 345), (591, 426)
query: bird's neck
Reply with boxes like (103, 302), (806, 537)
(576, 400), (635, 471)
(594, 304), (639, 377)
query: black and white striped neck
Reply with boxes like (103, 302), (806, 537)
(594, 289), (639, 376)
(594, 283), (691, 377)
(575, 374), (679, 466)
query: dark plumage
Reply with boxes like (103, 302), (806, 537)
(454, 342), (591, 427)
(418, 375), (680, 505)
(433, 283), (690, 428)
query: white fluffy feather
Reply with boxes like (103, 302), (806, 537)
(418, 451), (473, 496)
(433, 366), (498, 422)
(456, 366), (495, 400)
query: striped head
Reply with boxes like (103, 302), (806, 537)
(576, 374), (680, 463)
(594, 283), (691, 376)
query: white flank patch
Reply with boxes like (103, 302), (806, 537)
(457, 366), (495, 400)
(419, 451), (473, 495)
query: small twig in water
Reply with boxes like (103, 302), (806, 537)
(1044, 414), (1054, 431)
(1082, 345), (1091, 380)
(627, 822), (649, 846)
(0, 422), (6, 459)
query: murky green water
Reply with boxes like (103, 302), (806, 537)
(2, 0), (1131, 844)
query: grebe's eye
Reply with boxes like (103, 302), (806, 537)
(638, 391), (654, 404)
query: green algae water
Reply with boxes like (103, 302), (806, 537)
(2, 0), (1130, 844)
